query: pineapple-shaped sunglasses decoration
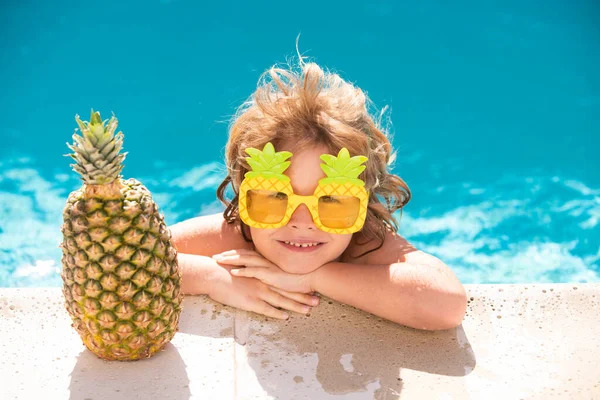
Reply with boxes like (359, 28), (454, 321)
(60, 110), (183, 361)
(239, 142), (369, 233)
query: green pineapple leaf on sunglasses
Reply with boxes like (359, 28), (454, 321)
(245, 147), (268, 165)
(319, 148), (368, 187)
(244, 142), (292, 182)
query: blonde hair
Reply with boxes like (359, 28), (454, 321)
(216, 58), (411, 254)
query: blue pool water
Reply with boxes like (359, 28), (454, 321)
(1, 0), (598, 287)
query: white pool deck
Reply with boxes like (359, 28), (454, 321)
(1, 284), (599, 399)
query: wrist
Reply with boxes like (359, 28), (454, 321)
(308, 261), (331, 293)
(178, 253), (224, 296)
(203, 260), (232, 298)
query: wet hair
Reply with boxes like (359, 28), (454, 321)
(216, 57), (411, 257)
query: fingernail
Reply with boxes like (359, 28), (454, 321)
(311, 297), (320, 305)
(230, 269), (239, 275)
(283, 313), (290, 319)
(302, 306), (311, 313)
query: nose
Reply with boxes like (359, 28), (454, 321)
(288, 204), (316, 230)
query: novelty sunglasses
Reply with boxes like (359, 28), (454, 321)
(238, 142), (369, 234)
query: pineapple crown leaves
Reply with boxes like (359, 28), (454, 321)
(319, 148), (368, 187)
(66, 109), (128, 185)
(244, 142), (292, 182)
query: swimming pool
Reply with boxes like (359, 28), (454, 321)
(1, 0), (598, 287)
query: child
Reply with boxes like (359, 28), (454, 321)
(170, 57), (467, 331)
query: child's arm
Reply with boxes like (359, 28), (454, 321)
(311, 231), (467, 330)
(214, 232), (466, 330)
(169, 213), (254, 257)
(169, 214), (317, 318)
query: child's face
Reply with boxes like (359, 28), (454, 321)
(249, 142), (353, 274)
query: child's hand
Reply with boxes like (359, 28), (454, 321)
(212, 249), (315, 294)
(207, 255), (319, 320)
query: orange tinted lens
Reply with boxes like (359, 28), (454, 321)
(318, 195), (360, 229)
(247, 190), (288, 224)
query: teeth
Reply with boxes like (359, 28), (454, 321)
(284, 241), (321, 248)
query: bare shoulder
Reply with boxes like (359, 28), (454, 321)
(342, 228), (419, 265)
(168, 213), (253, 256)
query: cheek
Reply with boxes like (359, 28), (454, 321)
(328, 235), (353, 256)
(248, 227), (276, 252)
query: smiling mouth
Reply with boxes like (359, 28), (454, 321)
(277, 240), (325, 252)
(283, 241), (322, 247)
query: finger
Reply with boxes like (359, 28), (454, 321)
(230, 267), (262, 279)
(270, 287), (320, 307)
(216, 254), (274, 268)
(230, 268), (275, 286)
(262, 290), (311, 315)
(213, 249), (259, 258)
(252, 301), (290, 320)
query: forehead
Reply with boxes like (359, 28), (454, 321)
(278, 139), (331, 155)
(283, 142), (331, 172)
(281, 142), (330, 194)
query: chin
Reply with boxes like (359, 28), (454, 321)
(278, 259), (324, 275)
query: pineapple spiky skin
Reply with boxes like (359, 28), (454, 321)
(60, 111), (183, 361)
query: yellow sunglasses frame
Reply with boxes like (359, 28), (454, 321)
(239, 179), (369, 234)
(238, 143), (370, 234)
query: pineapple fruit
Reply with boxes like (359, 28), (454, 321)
(60, 110), (183, 361)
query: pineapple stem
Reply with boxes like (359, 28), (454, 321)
(67, 109), (128, 185)
(83, 179), (123, 200)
